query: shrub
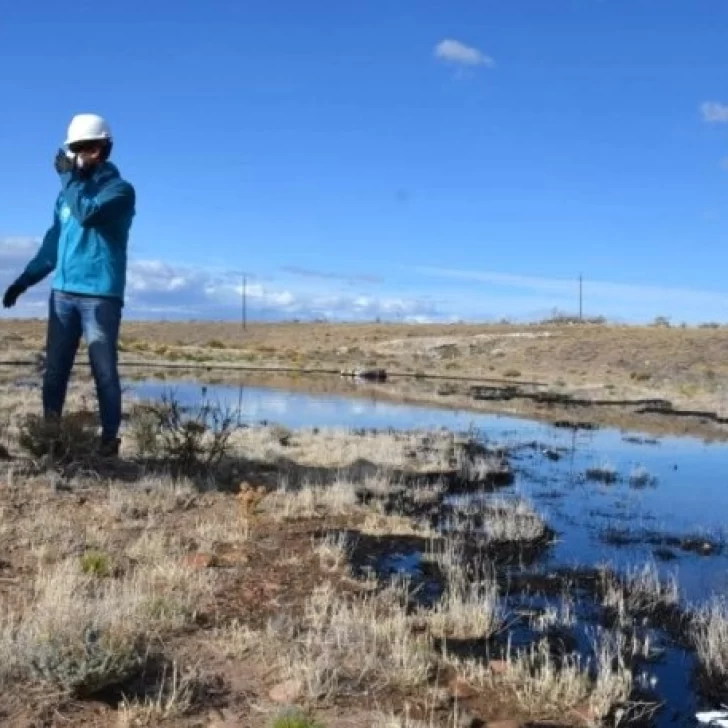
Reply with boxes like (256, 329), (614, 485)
(270, 710), (324, 728)
(17, 410), (100, 475)
(79, 550), (112, 578)
(128, 392), (237, 474)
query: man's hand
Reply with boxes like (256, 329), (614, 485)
(3, 280), (26, 308)
(54, 149), (76, 175)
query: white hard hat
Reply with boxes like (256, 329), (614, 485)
(65, 113), (112, 146)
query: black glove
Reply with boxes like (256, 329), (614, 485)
(3, 280), (26, 308)
(54, 148), (76, 175)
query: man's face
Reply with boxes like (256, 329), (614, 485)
(67, 140), (105, 169)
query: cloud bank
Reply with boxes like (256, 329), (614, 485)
(2, 239), (728, 326)
(0, 237), (438, 323)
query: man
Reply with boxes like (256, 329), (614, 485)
(3, 113), (136, 456)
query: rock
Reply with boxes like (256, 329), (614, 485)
(448, 676), (477, 700)
(184, 552), (216, 569)
(268, 678), (302, 704)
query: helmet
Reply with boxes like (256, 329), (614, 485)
(64, 113), (112, 146)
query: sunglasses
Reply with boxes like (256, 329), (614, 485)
(67, 141), (103, 154)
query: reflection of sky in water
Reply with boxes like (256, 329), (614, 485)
(131, 379), (728, 603)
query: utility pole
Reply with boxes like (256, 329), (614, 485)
(578, 273), (583, 321)
(241, 274), (247, 331)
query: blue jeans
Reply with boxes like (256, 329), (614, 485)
(43, 289), (122, 441)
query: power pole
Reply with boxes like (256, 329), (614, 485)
(578, 273), (583, 321)
(241, 274), (247, 331)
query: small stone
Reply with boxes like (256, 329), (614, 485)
(268, 678), (302, 704)
(184, 552), (216, 569)
(448, 676), (477, 699)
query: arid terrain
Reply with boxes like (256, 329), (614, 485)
(3, 319), (728, 439)
(0, 371), (726, 727)
(1, 321), (728, 727)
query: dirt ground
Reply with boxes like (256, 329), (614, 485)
(2, 319), (727, 440)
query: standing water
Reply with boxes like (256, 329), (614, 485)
(130, 378), (728, 726)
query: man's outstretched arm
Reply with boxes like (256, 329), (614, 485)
(18, 205), (61, 287)
(2, 204), (60, 308)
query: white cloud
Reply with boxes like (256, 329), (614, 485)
(434, 39), (494, 68)
(701, 101), (728, 123)
(0, 238), (441, 323)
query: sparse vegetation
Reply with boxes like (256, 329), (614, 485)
(692, 596), (728, 699)
(0, 558), (203, 695)
(421, 562), (502, 640)
(600, 561), (679, 623)
(128, 392), (237, 473)
(450, 630), (634, 726)
(0, 374), (720, 726)
(279, 580), (433, 700)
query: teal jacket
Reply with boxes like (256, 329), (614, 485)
(20, 161), (135, 302)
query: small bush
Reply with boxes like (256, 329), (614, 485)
(18, 411), (100, 474)
(128, 392), (237, 474)
(80, 550), (112, 578)
(2, 561), (149, 695)
(207, 339), (227, 349)
(270, 710), (324, 728)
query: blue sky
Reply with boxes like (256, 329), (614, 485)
(1, 0), (727, 323)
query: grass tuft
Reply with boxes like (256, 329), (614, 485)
(280, 580), (432, 700)
(692, 595), (728, 699)
(269, 709), (325, 728)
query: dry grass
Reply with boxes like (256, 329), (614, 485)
(232, 426), (488, 477)
(194, 509), (250, 550)
(691, 596), (728, 695)
(0, 555), (208, 695)
(314, 531), (351, 572)
(444, 495), (548, 544)
(450, 630), (633, 726)
(279, 579), (432, 700)
(214, 620), (263, 661)
(360, 511), (438, 538)
(601, 561), (679, 623)
(116, 660), (197, 726)
(106, 475), (196, 521)
(266, 475), (360, 520)
(420, 562), (503, 640)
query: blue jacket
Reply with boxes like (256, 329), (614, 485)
(20, 161), (135, 302)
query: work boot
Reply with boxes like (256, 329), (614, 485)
(98, 437), (120, 458)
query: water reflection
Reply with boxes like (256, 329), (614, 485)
(130, 378), (728, 603)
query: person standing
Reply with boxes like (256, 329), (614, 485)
(3, 113), (136, 456)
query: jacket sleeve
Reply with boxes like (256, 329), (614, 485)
(18, 199), (61, 288)
(60, 175), (135, 228)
